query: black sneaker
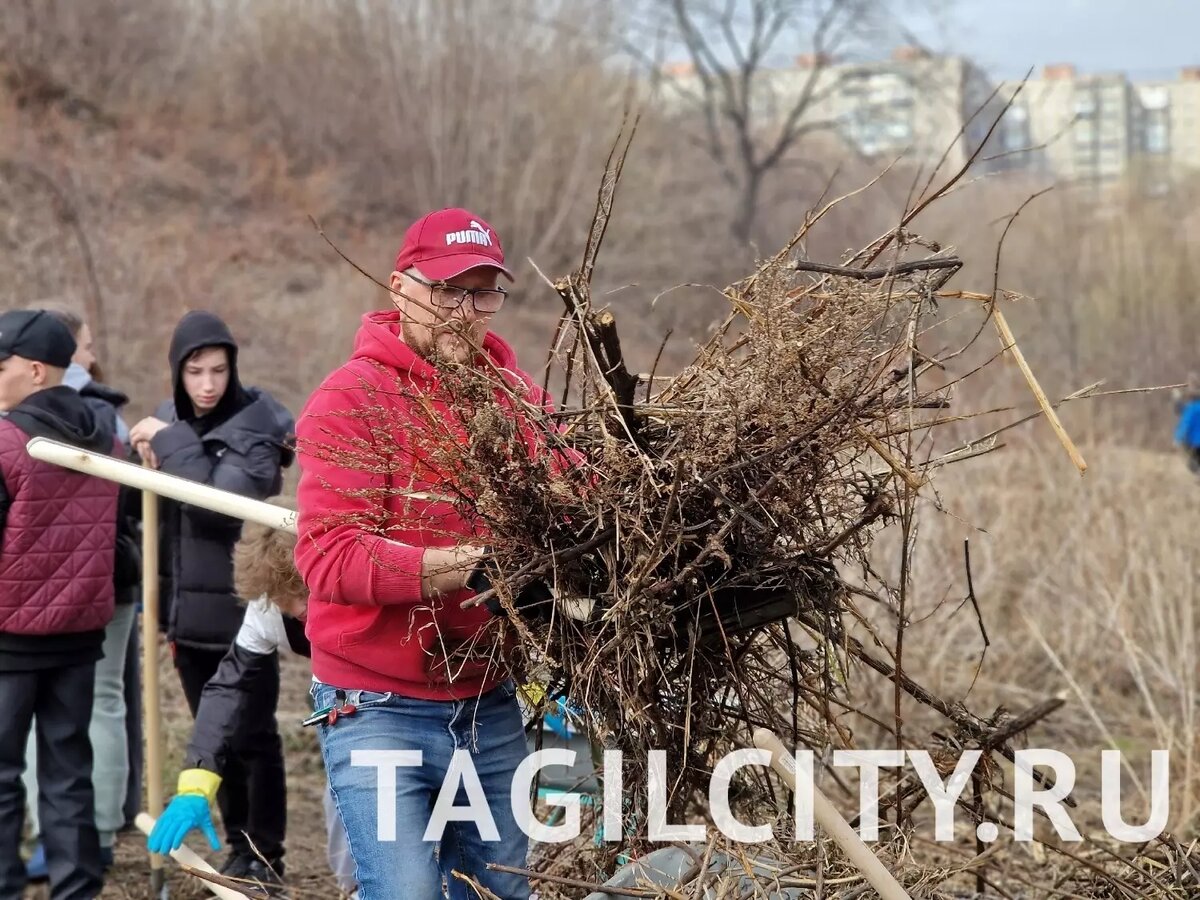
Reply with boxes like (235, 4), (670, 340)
(219, 851), (254, 880)
(243, 859), (288, 898)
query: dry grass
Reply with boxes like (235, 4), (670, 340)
(896, 440), (1200, 831)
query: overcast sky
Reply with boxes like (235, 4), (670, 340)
(907, 0), (1198, 80)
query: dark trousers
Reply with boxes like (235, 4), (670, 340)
(0, 662), (103, 900)
(174, 645), (286, 868)
(121, 616), (142, 828)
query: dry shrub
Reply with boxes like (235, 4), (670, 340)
(0, 0), (654, 422)
(891, 440), (1200, 832)
(298, 131), (1064, 859)
(0, 0), (184, 113)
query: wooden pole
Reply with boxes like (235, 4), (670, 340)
(142, 459), (166, 896)
(753, 729), (913, 900)
(991, 307), (1087, 475)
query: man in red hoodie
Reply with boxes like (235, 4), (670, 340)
(295, 209), (547, 900)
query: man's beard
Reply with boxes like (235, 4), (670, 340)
(402, 318), (479, 366)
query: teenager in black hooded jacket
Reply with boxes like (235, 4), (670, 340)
(129, 310), (294, 879)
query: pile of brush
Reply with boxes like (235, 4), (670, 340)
(312, 127), (1030, 827)
(445, 239), (957, 789)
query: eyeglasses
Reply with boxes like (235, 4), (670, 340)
(405, 271), (508, 314)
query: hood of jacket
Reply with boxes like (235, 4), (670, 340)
(78, 379), (130, 411)
(64, 364), (129, 411)
(62, 362), (130, 451)
(168, 310), (250, 425)
(350, 310), (520, 387)
(209, 386), (295, 467)
(4, 385), (112, 453)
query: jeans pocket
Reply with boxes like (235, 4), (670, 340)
(496, 678), (518, 700)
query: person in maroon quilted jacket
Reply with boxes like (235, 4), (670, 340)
(0, 309), (118, 900)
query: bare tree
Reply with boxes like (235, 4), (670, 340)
(643, 0), (917, 247)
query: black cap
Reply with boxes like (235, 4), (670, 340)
(0, 310), (76, 369)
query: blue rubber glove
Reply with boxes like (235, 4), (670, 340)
(543, 697), (582, 739)
(148, 794), (221, 854)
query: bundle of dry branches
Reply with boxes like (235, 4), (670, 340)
(361, 127), (984, 808)
(297, 124), (1196, 899)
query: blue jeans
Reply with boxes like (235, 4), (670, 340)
(312, 680), (531, 900)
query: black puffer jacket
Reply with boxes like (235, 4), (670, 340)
(185, 605), (310, 774)
(149, 312), (295, 650)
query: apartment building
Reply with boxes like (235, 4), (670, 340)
(660, 50), (1200, 185)
(1000, 67), (1140, 181)
(1135, 68), (1200, 170)
(1000, 65), (1200, 184)
(660, 47), (1006, 172)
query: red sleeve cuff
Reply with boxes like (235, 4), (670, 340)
(366, 538), (426, 605)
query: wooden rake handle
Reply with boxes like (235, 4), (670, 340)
(753, 728), (913, 900)
(25, 437), (298, 533)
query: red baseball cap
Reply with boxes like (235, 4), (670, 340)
(394, 208), (513, 282)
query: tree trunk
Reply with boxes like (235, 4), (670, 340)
(732, 169), (763, 249)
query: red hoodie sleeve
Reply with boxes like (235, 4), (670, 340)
(294, 371), (425, 606)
